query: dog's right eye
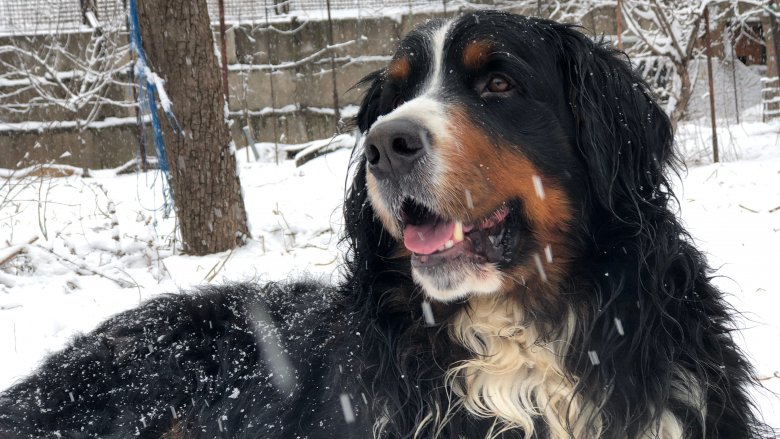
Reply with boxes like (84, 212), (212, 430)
(480, 73), (514, 96)
(486, 76), (511, 93)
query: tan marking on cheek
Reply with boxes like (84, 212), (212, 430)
(434, 109), (574, 287)
(462, 39), (493, 70)
(444, 109), (572, 232)
(366, 171), (402, 238)
(387, 56), (411, 81)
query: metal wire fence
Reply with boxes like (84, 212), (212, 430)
(0, 0), (455, 168)
(0, 0), (439, 33)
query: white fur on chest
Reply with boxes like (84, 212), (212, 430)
(440, 296), (687, 439)
(385, 294), (692, 438)
(445, 296), (595, 439)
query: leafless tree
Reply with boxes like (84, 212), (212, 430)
(0, 3), (131, 130)
(136, 0), (249, 255)
(619, 0), (706, 129)
(621, 0), (777, 128)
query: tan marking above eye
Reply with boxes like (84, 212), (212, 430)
(387, 56), (411, 81)
(463, 39), (493, 70)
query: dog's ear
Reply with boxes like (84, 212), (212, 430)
(558, 28), (675, 218)
(355, 70), (384, 133)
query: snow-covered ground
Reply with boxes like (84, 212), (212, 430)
(1, 120), (779, 429)
(675, 120), (780, 427)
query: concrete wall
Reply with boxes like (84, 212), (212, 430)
(0, 125), (140, 169)
(0, 11), (459, 169)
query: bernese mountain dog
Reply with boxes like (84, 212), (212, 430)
(0, 11), (772, 439)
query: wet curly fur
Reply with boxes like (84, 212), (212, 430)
(0, 11), (772, 439)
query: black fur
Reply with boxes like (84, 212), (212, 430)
(0, 11), (772, 438)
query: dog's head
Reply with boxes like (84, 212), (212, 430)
(349, 11), (674, 303)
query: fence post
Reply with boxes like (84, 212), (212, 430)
(703, 5), (719, 163)
(263, 0), (279, 164)
(729, 29), (740, 124)
(326, 0), (341, 131)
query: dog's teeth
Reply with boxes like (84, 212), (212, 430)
(453, 221), (464, 242)
(444, 240), (454, 249)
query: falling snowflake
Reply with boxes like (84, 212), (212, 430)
(532, 253), (547, 282)
(587, 350), (600, 366)
(421, 301), (435, 326)
(340, 393), (356, 424)
(532, 175), (545, 199)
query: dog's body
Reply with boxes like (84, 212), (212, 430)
(0, 12), (772, 438)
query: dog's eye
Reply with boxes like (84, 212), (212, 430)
(392, 95), (405, 109)
(482, 74), (513, 95)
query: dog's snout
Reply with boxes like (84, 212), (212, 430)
(364, 119), (431, 179)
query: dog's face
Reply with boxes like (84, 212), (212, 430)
(358, 13), (589, 302)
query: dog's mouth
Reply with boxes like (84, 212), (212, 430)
(401, 198), (513, 268)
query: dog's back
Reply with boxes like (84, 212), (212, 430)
(0, 282), (362, 438)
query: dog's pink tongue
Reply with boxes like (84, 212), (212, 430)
(403, 221), (455, 255)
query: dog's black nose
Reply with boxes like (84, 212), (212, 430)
(364, 119), (431, 179)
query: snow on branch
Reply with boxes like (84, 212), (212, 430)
(621, 0), (704, 64)
(228, 40), (356, 72)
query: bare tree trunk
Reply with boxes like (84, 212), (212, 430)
(671, 62), (693, 132)
(137, 0), (249, 255)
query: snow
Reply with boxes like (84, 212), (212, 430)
(227, 104), (299, 118)
(227, 40), (357, 72)
(0, 144), (351, 390)
(531, 174), (545, 199)
(1, 120), (779, 429)
(215, 4), (445, 28)
(686, 58), (764, 123)
(587, 350), (601, 366)
(339, 393), (355, 424)
(0, 115), (150, 133)
(142, 67), (173, 116)
(421, 301), (436, 326)
(674, 119), (780, 425)
(614, 318), (625, 336)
